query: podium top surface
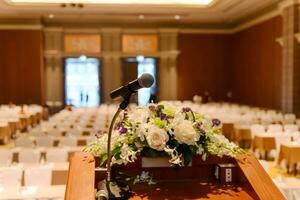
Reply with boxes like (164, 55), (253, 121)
(130, 180), (258, 200)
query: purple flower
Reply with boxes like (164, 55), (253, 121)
(114, 112), (128, 130)
(119, 127), (128, 134)
(182, 107), (191, 112)
(95, 130), (102, 138)
(212, 118), (221, 127)
(115, 121), (122, 130)
(160, 112), (167, 120)
(196, 122), (206, 135)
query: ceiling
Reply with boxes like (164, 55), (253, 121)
(0, 0), (282, 28)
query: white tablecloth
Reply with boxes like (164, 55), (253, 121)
(0, 185), (65, 200)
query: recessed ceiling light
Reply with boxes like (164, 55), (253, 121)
(138, 15), (145, 20)
(174, 15), (181, 20)
(8, 0), (215, 6)
(48, 14), (55, 19)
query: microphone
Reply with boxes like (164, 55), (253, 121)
(110, 73), (154, 99)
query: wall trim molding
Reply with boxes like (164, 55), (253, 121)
(232, 9), (281, 33)
(177, 7), (280, 34)
(179, 28), (233, 34)
(0, 24), (43, 30)
(0, 5), (281, 34)
(279, 0), (300, 11)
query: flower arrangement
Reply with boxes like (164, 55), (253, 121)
(83, 103), (244, 167)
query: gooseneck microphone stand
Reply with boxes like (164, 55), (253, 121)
(98, 90), (134, 200)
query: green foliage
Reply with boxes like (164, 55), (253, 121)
(154, 117), (167, 128)
(162, 107), (175, 117)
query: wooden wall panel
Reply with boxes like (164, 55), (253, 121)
(230, 16), (282, 109)
(0, 30), (44, 104)
(178, 16), (282, 110)
(177, 34), (232, 101)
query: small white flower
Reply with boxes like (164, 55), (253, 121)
(119, 143), (138, 164)
(134, 123), (148, 141)
(146, 125), (169, 151)
(197, 144), (204, 155)
(128, 107), (149, 124)
(164, 146), (183, 166)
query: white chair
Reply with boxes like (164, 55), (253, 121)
(48, 129), (62, 137)
(250, 124), (265, 137)
(68, 129), (82, 137)
(296, 119), (300, 127)
(19, 149), (40, 163)
(36, 135), (53, 147)
(86, 136), (97, 145)
(275, 135), (291, 153)
(267, 124), (283, 133)
(0, 165), (23, 186)
(0, 150), (12, 166)
(46, 148), (68, 162)
(15, 136), (34, 148)
(284, 124), (298, 133)
(24, 164), (53, 186)
(58, 137), (77, 147)
(284, 113), (296, 124)
(28, 129), (43, 137)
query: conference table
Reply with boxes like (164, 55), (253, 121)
(0, 185), (65, 200)
(0, 124), (10, 144)
(278, 142), (300, 175)
(234, 126), (252, 148)
(252, 134), (276, 159)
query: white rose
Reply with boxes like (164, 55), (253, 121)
(146, 126), (169, 151)
(173, 120), (199, 145)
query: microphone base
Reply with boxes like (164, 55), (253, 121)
(97, 179), (132, 200)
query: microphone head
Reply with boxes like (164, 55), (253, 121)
(138, 73), (154, 88)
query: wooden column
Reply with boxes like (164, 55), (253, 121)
(44, 28), (64, 103)
(281, 1), (300, 113)
(101, 28), (122, 103)
(158, 29), (179, 100)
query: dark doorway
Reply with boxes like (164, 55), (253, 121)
(123, 57), (157, 105)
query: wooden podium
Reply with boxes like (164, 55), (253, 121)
(65, 153), (285, 200)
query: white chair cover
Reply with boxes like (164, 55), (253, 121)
(0, 149), (12, 166)
(28, 129), (43, 137)
(15, 136), (34, 148)
(68, 129), (82, 137)
(48, 129), (62, 137)
(250, 124), (265, 137)
(58, 137), (77, 147)
(284, 113), (296, 124)
(36, 136), (53, 147)
(267, 124), (283, 133)
(19, 149), (40, 163)
(46, 148), (68, 162)
(24, 164), (53, 186)
(0, 165), (23, 186)
(284, 124), (299, 133)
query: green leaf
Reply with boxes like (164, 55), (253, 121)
(162, 107), (175, 117)
(99, 153), (108, 167)
(154, 117), (167, 128)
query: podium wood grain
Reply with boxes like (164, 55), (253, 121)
(65, 153), (285, 200)
(235, 153), (285, 200)
(64, 152), (95, 200)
